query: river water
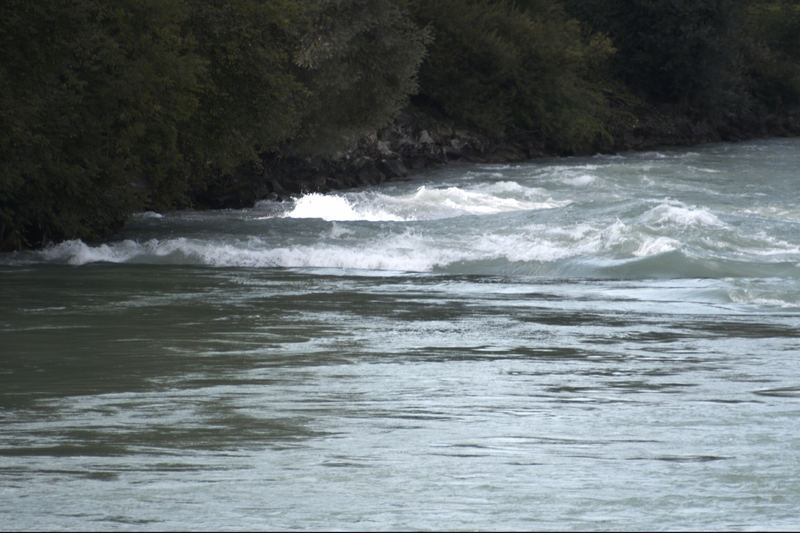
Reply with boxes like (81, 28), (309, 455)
(1, 138), (799, 530)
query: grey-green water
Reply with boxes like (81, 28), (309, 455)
(2, 138), (799, 530)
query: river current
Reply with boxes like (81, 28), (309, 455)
(1, 138), (799, 530)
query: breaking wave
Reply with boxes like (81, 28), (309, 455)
(4, 139), (800, 310)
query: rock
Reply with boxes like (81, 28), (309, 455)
(355, 158), (385, 185)
(377, 158), (408, 178)
(405, 155), (428, 170)
(376, 140), (395, 158)
(445, 138), (467, 159)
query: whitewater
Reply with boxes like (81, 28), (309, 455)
(1, 138), (799, 530)
(16, 137), (800, 306)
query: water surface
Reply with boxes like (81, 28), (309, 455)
(2, 138), (799, 530)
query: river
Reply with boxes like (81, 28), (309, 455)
(1, 138), (799, 530)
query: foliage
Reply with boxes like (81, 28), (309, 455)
(739, 0), (800, 112)
(563, 0), (746, 116)
(0, 0), (426, 249)
(0, 0), (204, 249)
(409, 0), (614, 152)
(181, 0), (308, 178)
(291, 0), (430, 154)
(3, 0), (800, 251)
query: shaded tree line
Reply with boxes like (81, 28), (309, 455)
(2, 0), (799, 250)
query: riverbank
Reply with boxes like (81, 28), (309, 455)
(191, 101), (800, 210)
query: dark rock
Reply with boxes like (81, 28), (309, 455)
(356, 159), (385, 185)
(187, 99), (800, 213)
(377, 158), (408, 178)
(405, 155), (428, 171)
(418, 130), (435, 145)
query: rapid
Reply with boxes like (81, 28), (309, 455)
(1, 138), (799, 530)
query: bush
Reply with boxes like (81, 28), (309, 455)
(290, 0), (430, 154)
(0, 0), (428, 249)
(181, 0), (308, 177)
(409, 0), (614, 152)
(0, 0), (204, 249)
(740, 0), (800, 112)
(564, 0), (747, 118)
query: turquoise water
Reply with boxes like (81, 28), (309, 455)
(2, 138), (799, 530)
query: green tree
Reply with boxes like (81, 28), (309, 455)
(410, 0), (614, 152)
(0, 0), (204, 250)
(563, 0), (746, 118)
(181, 0), (308, 177)
(290, 0), (430, 154)
(740, 0), (800, 112)
(0, 0), (430, 250)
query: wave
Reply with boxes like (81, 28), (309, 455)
(30, 234), (453, 271)
(24, 220), (800, 285)
(8, 184), (797, 281)
(272, 184), (568, 223)
(3, 139), (798, 313)
(4, 145), (799, 290)
(638, 200), (727, 228)
(282, 193), (406, 222)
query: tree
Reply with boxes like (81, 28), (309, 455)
(290, 0), (430, 154)
(740, 0), (800, 112)
(409, 0), (614, 152)
(0, 0), (430, 250)
(563, 0), (746, 119)
(0, 0), (204, 250)
(181, 0), (308, 177)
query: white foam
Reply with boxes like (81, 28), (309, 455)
(562, 174), (597, 187)
(741, 206), (800, 223)
(32, 233), (448, 272)
(534, 218), (685, 260)
(407, 185), (568, 216)
(40, 239), (143, 265)
(471, 232), (583, 263)
(35, 226), (604, 272)
(477, 181), (527, 194)
(280, 185), (569, 224)
(283, 193), (404, 222)
(687, 166), (720, 174)
(642, 151), (699, 160)
(458, 220), (651, 265)
(640, 201), (726, 228)
(32, 209), (714, 273)
(133, 211), (164, 219)
(411, 186), (518, 214)
(633, 236), (680, 257)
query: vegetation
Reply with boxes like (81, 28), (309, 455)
(2, 0), (800, 251)
(739, 0), (800, 114)
(1, 1), (205, 249)
(410, 0), (614, 152)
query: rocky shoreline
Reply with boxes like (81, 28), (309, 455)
(190, 103), (800, 211)
(191, 106), (521, 209)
